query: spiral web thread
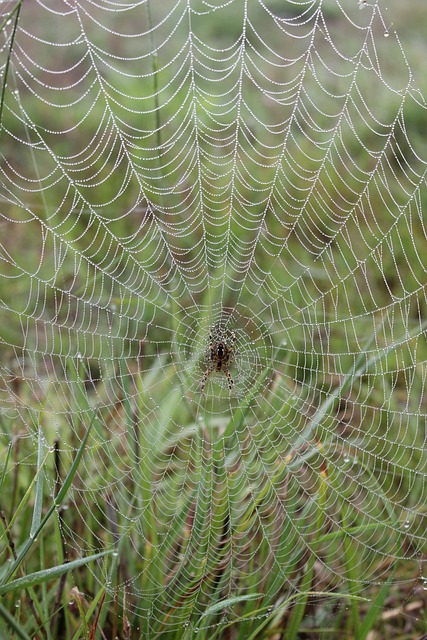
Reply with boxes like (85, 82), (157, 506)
(1, 0), (427, 631)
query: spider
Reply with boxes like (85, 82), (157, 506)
(200, 331), (236, 392)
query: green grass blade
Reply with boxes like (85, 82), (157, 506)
(200, 593), (263, 619)
(0, 551), (112, 596)
(358, 573), (395, 640)
(286, 468), (328, 640)
(0, 601), (32, 640)
(70, 585), (107, 640)
(342, 503), (361, 637)
(0, 409), (99, 586)
(0, 1), (22, 131)
(0, 448), (50, 554)
(29, 426), (45, 539)
(0, 439), (12, 494)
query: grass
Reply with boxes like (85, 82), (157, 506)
(0, 338), (425, 638)
(1, 0), (427, 638)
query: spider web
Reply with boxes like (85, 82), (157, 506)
(1, 0), (427, 632)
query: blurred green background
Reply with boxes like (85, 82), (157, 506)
(1, 1), (427, 638)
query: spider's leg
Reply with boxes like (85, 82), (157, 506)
(201, 366), (213, 392)
(224, 369), (234, 391)
(209, 333), (215, 361)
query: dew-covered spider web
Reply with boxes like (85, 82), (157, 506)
(1, 0), (427, 633)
